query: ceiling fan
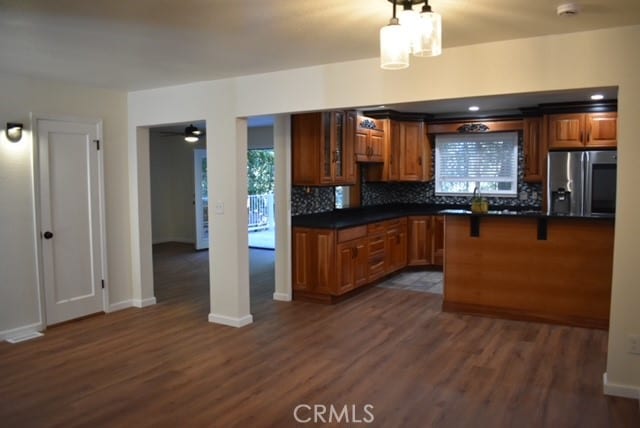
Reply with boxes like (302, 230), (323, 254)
(158, 124), (206, 143)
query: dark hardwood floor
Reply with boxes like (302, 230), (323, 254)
(0, 242), (638, 427)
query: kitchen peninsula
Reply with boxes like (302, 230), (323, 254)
(441, 210), (615, 329)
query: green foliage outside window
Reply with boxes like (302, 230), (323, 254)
(247, 150), (275, 195)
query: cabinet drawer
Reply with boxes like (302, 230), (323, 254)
(385, 217), (407, 229)
(368, 235), (385, 254)
(368, 254), (386, 281)
(337, 225), (367, 243)
(367, 221), (386, 235)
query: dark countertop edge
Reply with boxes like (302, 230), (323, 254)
(291, 205), (614, 229)
(440, 209), (615, 220)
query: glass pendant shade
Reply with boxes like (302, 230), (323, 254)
(414, 10), (442, 57)
(380, 20), (410, 70)
(184, 135), (199, 143)
(399, 7), (422, 55)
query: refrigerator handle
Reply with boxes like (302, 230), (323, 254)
(583, 151), (592, 216)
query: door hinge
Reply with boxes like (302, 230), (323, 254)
(94, 139), (100, 150)
(101, 279), (105, 289)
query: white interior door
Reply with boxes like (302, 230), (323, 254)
(194, 149), (209, 250)
(38, 118), (105, 325)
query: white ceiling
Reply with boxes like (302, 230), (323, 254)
(1, 0), (639, 91)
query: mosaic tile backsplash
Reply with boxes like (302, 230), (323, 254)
(291, 133), (543, 215)
(291, 186), (335, 216)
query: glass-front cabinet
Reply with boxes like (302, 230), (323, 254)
(292, 110), (355, 186)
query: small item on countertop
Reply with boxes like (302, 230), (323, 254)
(471, 187), (489, 214)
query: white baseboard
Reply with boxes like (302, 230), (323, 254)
(132, 297), (157, 308)
(273, 292), (292, 302)
(208, 313), (253, 328)
(108, 300), (134, 312)
(0, 322), (44, 342)
(603, 372), (640, 400)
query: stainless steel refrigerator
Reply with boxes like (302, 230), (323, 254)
(547, 150), (617, 216)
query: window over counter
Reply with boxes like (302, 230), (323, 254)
(435, 132), (518, 197)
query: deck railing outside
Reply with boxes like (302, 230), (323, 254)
(248, 193), (274, 232)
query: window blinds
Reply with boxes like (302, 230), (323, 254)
(435, 132), (518, 195)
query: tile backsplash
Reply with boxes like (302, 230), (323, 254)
(291, 133), (543, 215)
(291, 186), (335, 216)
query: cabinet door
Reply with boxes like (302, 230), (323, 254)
(548, 114), (585, 149)
(586, 112), (617, 148)
(407, 217), (431, 266)
(432, 216), (444, 267)
(388, 121), (401, 181)
(340, 111), (356, 184)
(386, 225), (408, 274)
(319, 112), (334, 184)
(336, 241), (357, 294)
(292, 228), (313, 291)
(336, 238), (367, 294)
(368, 129), (385, 162)
(354, 130), (369, 160)
(292, 228), (336, 294)
(523, 117), (543, 182)
(292, 113), (322, 186)
(398, 122), (425, 181)
(353, 239), (368, 287)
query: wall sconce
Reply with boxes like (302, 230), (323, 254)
(6, 122), (24, 142)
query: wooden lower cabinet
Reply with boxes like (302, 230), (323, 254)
(293, 215), (442, 302)
(385, 218), (407, 274)
(407, 215), (444, 267)
(336, 238), (368, 294)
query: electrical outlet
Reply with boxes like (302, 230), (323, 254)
(531, 191), (538, 200)
(215, 201), (224, 215)
(628, 334), (640, 354)
(519, 191), (528, 201)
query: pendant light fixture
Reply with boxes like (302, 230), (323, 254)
(380, 0), (442, 70)
(380, 0), (410, 69)
(415, 0), (442, 57)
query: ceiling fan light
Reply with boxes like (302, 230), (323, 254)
(380, 18), (410, 70)
(184, 124), (200, 143)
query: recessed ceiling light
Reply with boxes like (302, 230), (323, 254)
(590, 94), (604, 100)
(468, 106), (480, 111)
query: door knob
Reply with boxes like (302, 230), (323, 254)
(43, 231), (54, 239)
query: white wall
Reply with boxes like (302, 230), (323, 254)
(0, 72), (130, 335)
(149, 135), (206, 244)
(128, 25), (640, 396)
(248, 126), (274, 150)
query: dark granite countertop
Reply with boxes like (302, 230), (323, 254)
(291, 204), (613, 229)
(441, 209), (615, 220)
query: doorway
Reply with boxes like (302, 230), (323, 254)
(36, 117), (107, 325)
(149, 121), (208, 305)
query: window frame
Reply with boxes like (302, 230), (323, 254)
(434, 132), (519, 198)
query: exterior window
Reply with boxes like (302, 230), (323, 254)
(335, 186), (350, 209)
(435, 132), (518, 197)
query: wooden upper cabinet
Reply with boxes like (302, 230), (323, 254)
(547, 112), (617, 150)
(292, 111), (356, 186)
(586, 112), (617, 148)
(523, 117), (543, 183)
(381, 120), (431, 182)
(353, 114), (385, 163)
